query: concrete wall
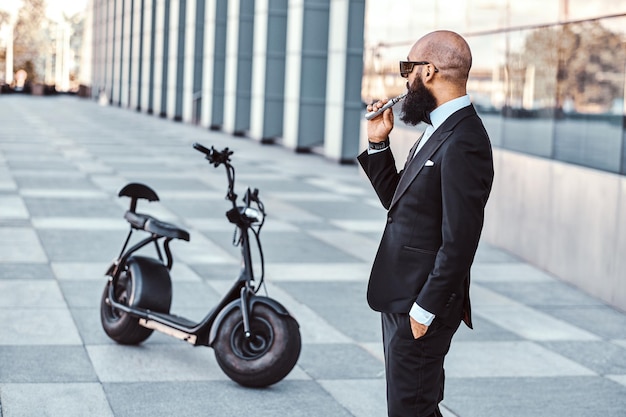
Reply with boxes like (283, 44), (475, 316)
(483, 149), (626, 313)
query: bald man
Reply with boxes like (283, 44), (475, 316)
(358, 31), (494, 416)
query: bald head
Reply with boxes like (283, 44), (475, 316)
(410, 30), (472, 84)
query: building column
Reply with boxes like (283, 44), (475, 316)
(93, 0), (102, 99)
(80, 0), (93, 95)
(165, 0), (181, 120)
(119, 0), (131, 106)
(199, 0), (216, 127)
(141, 0), (155, 112)
(117, 0), (130, 106)
(151, 0), (166, 117)
(200, 0), (228, 129)
(110, 0), (123, 105)
(223, 0), (255, 135)
(53, 21), (71, 92)
(283, 0), (330, 152)
(135, 0), (148, 110)
(323, 0), (365, 163)
(182, 0), (201, 123)
(249, 0), (288, 142)
(129, 0), (141, 109)
(105, 0), (115, 101)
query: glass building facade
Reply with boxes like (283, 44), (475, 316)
(363, 1), (626, 311)
(363, 1), (626, 175)
(89, 0), (366, 163)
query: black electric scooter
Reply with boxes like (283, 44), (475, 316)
(100, 143), (301, 388)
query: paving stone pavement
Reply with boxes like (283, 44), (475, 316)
(0, 95), (625, 417)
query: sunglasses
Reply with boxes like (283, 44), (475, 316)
(399, 61), (439, 78)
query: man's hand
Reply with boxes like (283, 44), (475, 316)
(366, 99), (395, 142)
(409, 315), (428, 339)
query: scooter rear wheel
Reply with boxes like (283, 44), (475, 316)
(100, 271), (153, 345)
(213, 303), (301, 387)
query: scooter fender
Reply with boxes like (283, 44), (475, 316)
(125, 255), (173, 313)
(208, 295), (293, 346)
(105, 261), (115, 277)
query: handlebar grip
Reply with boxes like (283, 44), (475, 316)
(193, 142), (212, 155)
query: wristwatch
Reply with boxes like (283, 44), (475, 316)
(368, 138), (389, 150)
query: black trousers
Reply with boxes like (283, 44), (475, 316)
(382, 312), (460, 417)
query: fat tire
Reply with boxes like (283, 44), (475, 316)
(213, 303), (301, 387)
(100, 272), (153, 345)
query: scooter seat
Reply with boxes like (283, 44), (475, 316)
(124, 211), (190, 241)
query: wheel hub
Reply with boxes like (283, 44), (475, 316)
(231, 317), (274, 360)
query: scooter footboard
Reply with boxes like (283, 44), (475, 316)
(126, 256), (172, 313)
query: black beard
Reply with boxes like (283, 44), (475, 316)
(400, 75), (437, 126)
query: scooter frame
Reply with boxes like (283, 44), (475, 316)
(103, 143), (297, 348)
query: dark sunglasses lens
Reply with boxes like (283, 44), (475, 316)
(399, 62), (413, 73)
(399, 61), (414, 78)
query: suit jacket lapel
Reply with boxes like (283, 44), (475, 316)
(401, 131), (425, 170)
(389, 105), (477, 210)
(390, 130), (451, 209)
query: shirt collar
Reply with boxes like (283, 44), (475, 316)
(428, 95), (471, 130)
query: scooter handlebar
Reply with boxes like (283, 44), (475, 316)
(193, 142), (212, 155)
(193, 143), (233, 167)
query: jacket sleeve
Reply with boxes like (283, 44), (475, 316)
(357, 148), (402, 210)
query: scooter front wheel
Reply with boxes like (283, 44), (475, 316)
(213, 303), (301, 387)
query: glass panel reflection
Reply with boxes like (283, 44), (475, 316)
(363, 6), (626, 174)
(464, 16), (625, 173)
(553, 19), (626, 172)
(468, 34), (505, 148)
(500, 29), (558, 158)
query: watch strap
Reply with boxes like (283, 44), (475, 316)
(368, 139), (389, 150)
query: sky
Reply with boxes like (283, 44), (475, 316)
(0, 0), (88, 21)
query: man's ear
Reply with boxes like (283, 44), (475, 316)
(423, 68), (434, 82)
(422, 65), (431, 77)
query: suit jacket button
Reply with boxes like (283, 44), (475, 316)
(387, 216), (393, 224)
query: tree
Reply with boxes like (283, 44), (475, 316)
(519, 21), (626, 114)
(0, 10), (9, 27)
(0, 10), (10, 66)
(557, 21), (626, 113)
(0, 10), (11, 84)
(13, 0), (48, 84)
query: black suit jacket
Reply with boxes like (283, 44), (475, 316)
(358, 104), (493, 328)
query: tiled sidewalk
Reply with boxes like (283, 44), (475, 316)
(0, 95), (625, 416)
